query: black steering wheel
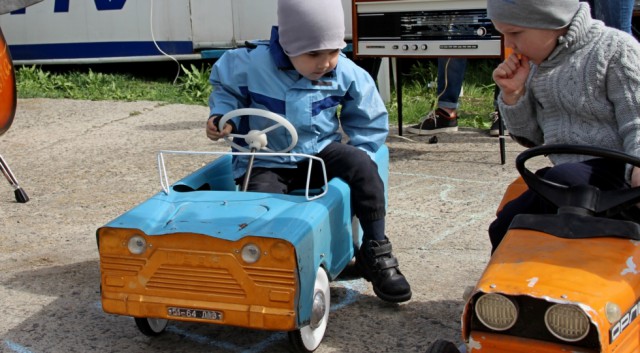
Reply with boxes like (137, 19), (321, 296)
(516, 144), (640, 219)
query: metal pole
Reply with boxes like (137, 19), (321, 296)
(241, 149), (257, 192)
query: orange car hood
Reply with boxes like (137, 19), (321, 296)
(466, 228), (640, 343)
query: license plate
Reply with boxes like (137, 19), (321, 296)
(167, 307), (223, 321)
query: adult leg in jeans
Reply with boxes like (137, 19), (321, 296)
(593, 0), (634, 34)
(437, 57), (467, 115)
(488, 158), (628, 254)
(406, 58), (466, 134)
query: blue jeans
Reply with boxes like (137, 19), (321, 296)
(589, 0), (634, 33)
(437, 57), (467, 110)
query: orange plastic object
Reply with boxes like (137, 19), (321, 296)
(466, 331), (599, 353)
(98, 227), (299, 330)
(0, 26), (15, 137)
(495, 177), (527, 215)
(463, 228), (640, 352)
(503, 47), (522, 61)
(503, 46), (513, 60)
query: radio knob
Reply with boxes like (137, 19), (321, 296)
(411, 44), (418, 50)
(402, 44), (409, 51)
(421, 44), (428, 50)
(477, 27), (487, 37)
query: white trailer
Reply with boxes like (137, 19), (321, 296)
(0, 0), (353, 64)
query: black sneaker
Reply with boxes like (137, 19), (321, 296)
(406, 108), (458, 134)
(489, 111), (509, 137)
(356, 238), (412, 303)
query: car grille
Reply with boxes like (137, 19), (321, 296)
(100, 255), (145, 276)
(146, 265), (246, 297)
(245, 267), (296, 287)
(101, 255), (297, 298)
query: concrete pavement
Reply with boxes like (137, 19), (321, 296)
(0, 98), (536, 353)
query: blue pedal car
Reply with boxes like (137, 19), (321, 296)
(97, 109), (389, 352)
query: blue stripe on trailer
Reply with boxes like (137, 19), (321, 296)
(200, 49), (228, 59)
(8, 41), (194, 61)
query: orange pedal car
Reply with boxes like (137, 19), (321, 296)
(429, 144), (640, 353)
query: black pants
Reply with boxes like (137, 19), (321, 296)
(488, 158), (628, 253)
(237, 142), (386, 222)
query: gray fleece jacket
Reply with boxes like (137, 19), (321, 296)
(498, 3), (640, 174)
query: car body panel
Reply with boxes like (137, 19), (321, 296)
(98, 145), (389, 331)
(494, 177), (527, 215)
(460, 177), (640, 352)
(100, 230), (299, 330)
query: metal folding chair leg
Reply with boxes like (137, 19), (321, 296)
(0, 153), (28, 203)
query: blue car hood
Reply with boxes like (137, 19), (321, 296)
(104, 189), (340, 243)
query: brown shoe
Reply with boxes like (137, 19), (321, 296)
(406, 108), (458, 134)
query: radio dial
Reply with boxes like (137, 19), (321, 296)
(421, 44), (428, 50)
(402, 44), (409, 51)
(411, 44), (418, 50)
(476, 27), (487, 37)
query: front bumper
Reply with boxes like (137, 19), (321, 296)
(466, 331), (598, 353)
(102, 292), (296, 330)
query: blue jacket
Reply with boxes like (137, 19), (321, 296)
(208, 27), (389, 179)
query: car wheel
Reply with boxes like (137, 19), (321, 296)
(351, 216), (362, 250)
(134, 317), (168, 336)
(426, 339), (461, 353)
(288, 267), (330, 352)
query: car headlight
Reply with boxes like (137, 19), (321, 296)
(605, 302), (621, 324)
(241, 243), (261, 264)
(545, 304), (590, 342)
(270, 241), (291, 261)
(475, 293), (518, 331)
(127, 235), (147, 255)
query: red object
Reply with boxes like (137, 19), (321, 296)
(0, 26), (16, 137)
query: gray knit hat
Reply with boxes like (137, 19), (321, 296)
(277, 0), (347, 57)
(487, 0), (580, 29)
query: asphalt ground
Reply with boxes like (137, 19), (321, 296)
(0, 98), (542, 353)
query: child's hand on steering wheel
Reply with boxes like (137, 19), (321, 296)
(206, 116), (233, 141)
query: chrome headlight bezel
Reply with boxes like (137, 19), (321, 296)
(474, 293), (519, 331)
(241, 243), (261, 264)
(544, 304), (590, 342)
(127, 235), (147, 255)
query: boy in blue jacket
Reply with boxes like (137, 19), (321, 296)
(205, 0), (411, 303)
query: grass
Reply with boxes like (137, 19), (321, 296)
(388, 58), (498, 129)
(15, 62), (211, 106)
(15, 58), (498, 129)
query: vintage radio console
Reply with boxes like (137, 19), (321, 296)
(353, 0), (501, 57)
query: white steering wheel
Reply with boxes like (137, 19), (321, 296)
(218, 108), (298, 152)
